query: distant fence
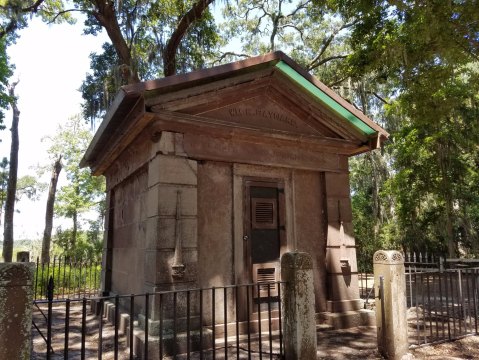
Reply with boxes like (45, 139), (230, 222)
(404, 252), (444, 272)
(33, 256), (101, 300)
(407, 268), (479, 346)
(360, 251), (445, 307)
(361, 251), (479, 348)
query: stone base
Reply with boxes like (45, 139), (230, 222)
(131, 327), (213, 359)
(326, 299), (363, 312)
(318, 309), (376, 329)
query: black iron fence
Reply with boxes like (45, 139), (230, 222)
(404, 252), (444, 273)
(359, 251), (445, 305)
(406, 268), (479, 346)
(32, 279), (285, 359)
(34, 256), (101, 300)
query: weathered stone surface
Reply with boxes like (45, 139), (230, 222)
(148, 155), (197, 187)
(145, 217), (197, 250)
(150, 131), (175, 157)
(197, 161), (234, 288)
(0, 263), (34, 360)
(325, 245), (358, 273)
(157, 186), (197, 217)
(324, 172), (350, 197)
(292, 170), (328, 312)
(104, 130), (151, 191)
(281, 252), (317, 360)
(374, 250), (408, 360)
(326, 197), (353, 222)
(144, 249), (198, 285)
(184, 133), (345, 172)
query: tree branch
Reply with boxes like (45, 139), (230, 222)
(47, 8), (87, 24)
(92, 0), (140, 83)
(308, 19), (358, 70)
(0, 0), (46, 39)
(308, 54), (348, 70)
(163, 0), (214, 77)
(212, 51), (251, 65)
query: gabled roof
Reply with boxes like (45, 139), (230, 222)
(81, 51), (388, 172)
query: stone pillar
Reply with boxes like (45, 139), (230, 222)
(281, 252), (317, 360)
(16, 251), (30, 262)
(145, 131), (198, 320)
(0, 262), (34, 360)
(324, 171), (362, 313)
(373, 250), (408, 360)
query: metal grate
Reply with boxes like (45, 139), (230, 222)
(255, 202), (274, 223)
(252, 198), (277, 229)
(253, 264), (279, 297)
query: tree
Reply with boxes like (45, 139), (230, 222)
(220, 0), (355, 86)
(41, 155), (62, 263)
(47, 115), (105, 255)
(0, 0), (73, 40)
(323, 0), (479, 257)
(79, 0), (220, 121)
(2, 80), (19, 262)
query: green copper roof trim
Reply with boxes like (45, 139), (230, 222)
(274, 61), (376, 136)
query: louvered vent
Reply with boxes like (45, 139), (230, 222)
(253, 263), (279, 297)
(256, 202), (273, 223)
(252, 198), (277, 229)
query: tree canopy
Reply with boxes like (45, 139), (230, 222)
(1, 0), (479, 262)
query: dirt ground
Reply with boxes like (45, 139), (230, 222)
(315, 326), (479, 359)
(32, 302), (479, 359)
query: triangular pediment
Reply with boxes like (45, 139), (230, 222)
(82, 52), (389, 174)
(197, 95), (329, 138)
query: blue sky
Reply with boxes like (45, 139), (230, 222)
(2, 15), (107, 241)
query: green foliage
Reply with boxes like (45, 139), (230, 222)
(34, 257), (101, 299)
(16, 174), (47, 201)
(0, 0), (74, 42)
(53, 228), (103, 260)
(46, 115), (105, 254)
(220, 0), (351, 85)
(340, 1), (479, 258)
(0, 39), (12, 129)
(350, 151), (398, 271)
(79, 0), (220, 121)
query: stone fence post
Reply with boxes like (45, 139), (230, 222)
(0, 262), (35, 360)
(281, 251), (317, 360)
(373, 250), (408, 360)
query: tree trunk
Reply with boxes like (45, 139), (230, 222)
(92, 0), (139, 84)
(2, 82), (19, 262)
(72, 209), (78, 251)
(437, 138), (456, 258)
(41, 156), (62, 264)
(163, 0), (214, 76)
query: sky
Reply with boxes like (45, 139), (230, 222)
(1, 16), (108, 241)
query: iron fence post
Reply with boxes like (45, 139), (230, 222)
(46, 276), (54, 360)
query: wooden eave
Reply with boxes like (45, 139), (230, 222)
(149, 110), (361, 154)
(81, 51), (389, 174)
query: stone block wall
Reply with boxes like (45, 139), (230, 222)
(110, 167), (148, 297)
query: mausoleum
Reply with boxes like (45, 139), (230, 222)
(81, 51), (388, 327)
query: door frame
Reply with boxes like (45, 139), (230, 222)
(242, 177), (286, 285)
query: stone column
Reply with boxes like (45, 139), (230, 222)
(0, 262), (34, 360)
(145, 131), (198, 320)
(373, 250), (409, 360)
(324, 171), (362, 313)
(281, 252), (317, 360)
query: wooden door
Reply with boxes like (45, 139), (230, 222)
(244, 179), (286, 299)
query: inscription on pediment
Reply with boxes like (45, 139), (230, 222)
(200, 96), (323, 136)
(228, 107), (298, 129)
